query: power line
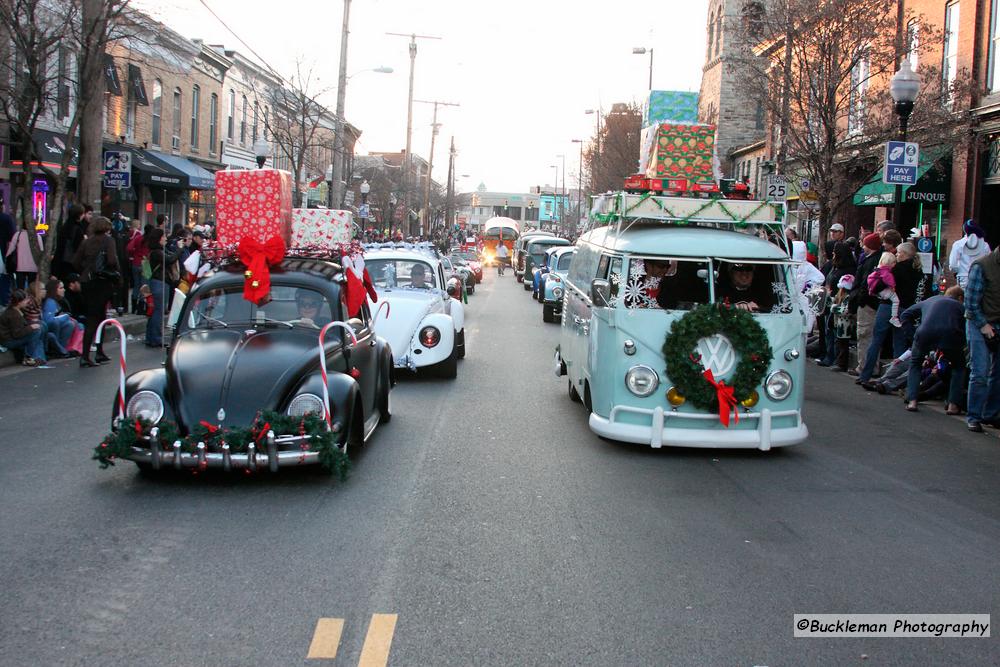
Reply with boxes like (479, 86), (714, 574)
(196, 0), (285, 84)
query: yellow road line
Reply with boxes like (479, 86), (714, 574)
(357, 613), (398, 667)
(306, 617), (344, 660)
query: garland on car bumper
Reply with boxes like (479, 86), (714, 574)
(661, 303), (772, 424)
(93, 410), (350, 479)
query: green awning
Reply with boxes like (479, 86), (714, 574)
(852, 147), (950, 207)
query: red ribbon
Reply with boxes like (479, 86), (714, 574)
(702, 369), (739, 427)
(255, 422), (272, 444)
(238, 236), (287, 305)
(199, 420), (219, 433)
(134, 419), (143, 438)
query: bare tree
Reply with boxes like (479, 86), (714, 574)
(584, 102), (643, 194)
(0, 0), (81, 281)
(735, 0), (974, 239)
(259, 61), (335, 207)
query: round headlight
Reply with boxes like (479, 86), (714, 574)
(553, 287), (563, 299)
(126, 390), (164, 423)
(419, 326), (441, 348)
(765, 370), (793, 401)
(287, 393), (325, 417)
(625, 365), (659, 397)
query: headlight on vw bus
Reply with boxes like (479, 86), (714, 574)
(625, 365), (659, 397)
(552, 287), (563, 299)
(287, 393), (325, 417)
(419, 326), (441, 348)
(765, 370), (793, 401)
(126, 391), (164, 423)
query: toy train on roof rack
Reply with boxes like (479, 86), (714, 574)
(623, 174), (752, 199)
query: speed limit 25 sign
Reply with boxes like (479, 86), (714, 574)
(765, 174), (787, 201)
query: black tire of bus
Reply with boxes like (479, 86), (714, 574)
(568, 379), (582, 403)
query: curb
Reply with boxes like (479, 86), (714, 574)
(0, 315), (149, 370)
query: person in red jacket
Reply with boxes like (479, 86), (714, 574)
(126, 221), (149, 314)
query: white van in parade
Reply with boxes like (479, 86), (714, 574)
(556, 193), (809, 450)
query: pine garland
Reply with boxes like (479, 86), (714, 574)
(94, 411), (350, 479)
(661, 303), (773, 411)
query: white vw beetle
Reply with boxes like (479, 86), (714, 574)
(364, 249), (466, 378)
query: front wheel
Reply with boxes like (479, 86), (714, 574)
(456, 329), (466, 359)
(378, 369), (392, 424)
(568, 379), (582, 403)
(435, 343), (458, 379)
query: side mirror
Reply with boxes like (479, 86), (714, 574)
(591, 278), (611, 306)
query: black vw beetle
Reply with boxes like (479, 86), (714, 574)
(110, 257), (394, 472)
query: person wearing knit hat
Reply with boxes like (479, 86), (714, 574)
(948, 219), (991, 288)
(848, 231), (887, 377)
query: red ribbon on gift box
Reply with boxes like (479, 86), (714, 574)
(238, 236), (286, 305)
(702, 368), (739, 427)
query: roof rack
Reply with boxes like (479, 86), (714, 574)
(588, 192), (785, 238)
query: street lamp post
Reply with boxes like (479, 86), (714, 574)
(889, 59), (920, 231)
(359, 179), (370, 233)
(557, 153), (566, 237)
(632, 47), (654, 90)
(549, 164), (558, 232)
(571, 139), (584, 232)
(585, 108), (601, 154)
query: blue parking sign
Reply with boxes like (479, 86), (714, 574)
(883, 140), (919, 186)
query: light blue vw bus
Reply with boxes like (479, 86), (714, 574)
(556, 194), (809, 450)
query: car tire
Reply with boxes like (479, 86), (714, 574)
(543, 304), (556, 323)
(568, 378), (582, 403)
(435, 343), (458, 379)
(456, 329), (466, 359)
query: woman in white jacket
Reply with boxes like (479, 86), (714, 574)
(6, 227), (41, 291)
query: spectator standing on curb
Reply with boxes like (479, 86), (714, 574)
(126, 221), (148, 314)
(948, 220), (990, 289)
(858, 230), (905, 384)
(54, 204), (87, 280)
(902, 286), (965, 414)
(72, 216), (119, 368)
(850, 232), (884, 376)
(963, 245), (1000, 432)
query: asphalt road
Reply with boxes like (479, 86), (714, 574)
(1, 272), (999, 667)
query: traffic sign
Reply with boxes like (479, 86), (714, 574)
(916, 236), (933, 253)
(883, 140), (919, 185)
(358, 203), (370, 219)
(102, 150), (131, 189)
(765, 174), (787, 201)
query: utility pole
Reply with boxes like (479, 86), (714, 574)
(445, 136), (455, 236)
(415, 99), (459, 237)
(330, 0), (352, 209)
(386, 32), (441, 236)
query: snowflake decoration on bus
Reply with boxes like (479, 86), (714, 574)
(629, 261), (647, 280)
(623, 277), (658, 309)
(770, 281), (795, 314)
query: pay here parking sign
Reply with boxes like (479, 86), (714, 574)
(883, 140), (919, 186)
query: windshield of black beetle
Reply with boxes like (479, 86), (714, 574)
(366, 259), (439, 289)
(180, 285), (334, 330)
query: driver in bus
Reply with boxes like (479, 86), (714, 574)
(715, 263), (775, 313)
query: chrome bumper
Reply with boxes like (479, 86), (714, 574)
(589, 406), (808, 450)
(125, 428), (328, 471)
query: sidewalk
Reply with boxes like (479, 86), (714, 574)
(0, 313), (148, 370)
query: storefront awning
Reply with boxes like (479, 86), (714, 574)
(10, 129), (79, 171)
(852, 147), (950, 207)
(103, 143), (187, 189)
(147, 150), (216, 189)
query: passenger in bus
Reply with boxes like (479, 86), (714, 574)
(715, 263), (775, 313)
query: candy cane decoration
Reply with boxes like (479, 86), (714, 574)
(373, 300), (391, 324)
(317, 321), (359, 429)
(96, 318), (128, 423)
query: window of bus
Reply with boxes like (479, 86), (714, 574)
(620, 257), (710, 310)
(714, 260), (793, 314)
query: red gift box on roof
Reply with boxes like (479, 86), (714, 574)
(215, 169), (293, 247)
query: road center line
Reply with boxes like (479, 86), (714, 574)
(306, 617), (344, 660)
(357, 613), (398, 667)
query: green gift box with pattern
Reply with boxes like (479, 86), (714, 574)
(640, 123), (717, 182)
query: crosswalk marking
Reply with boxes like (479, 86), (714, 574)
(307, 617), (345, 660)
(357, 613), (398, 667)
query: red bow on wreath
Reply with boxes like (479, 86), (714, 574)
(702, 368), (739, 427)
(238, 236), (287, 305)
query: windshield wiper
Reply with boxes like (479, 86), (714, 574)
(255, 316), (294, 329)
(197, 313), (229, 328)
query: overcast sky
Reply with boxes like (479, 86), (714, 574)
(135, 0), (710, 193)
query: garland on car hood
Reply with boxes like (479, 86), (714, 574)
(93, 410), (350, 479)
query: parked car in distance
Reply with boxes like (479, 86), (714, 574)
(525, 237), (572, 292)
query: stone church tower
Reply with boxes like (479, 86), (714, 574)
(698, 0), (766, 173)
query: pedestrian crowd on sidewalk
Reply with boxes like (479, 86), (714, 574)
(0, 205), (213, 369)
(809, 216), (1000, 433)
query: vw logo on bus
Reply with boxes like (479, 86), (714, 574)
(695, 334), (737, 379)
